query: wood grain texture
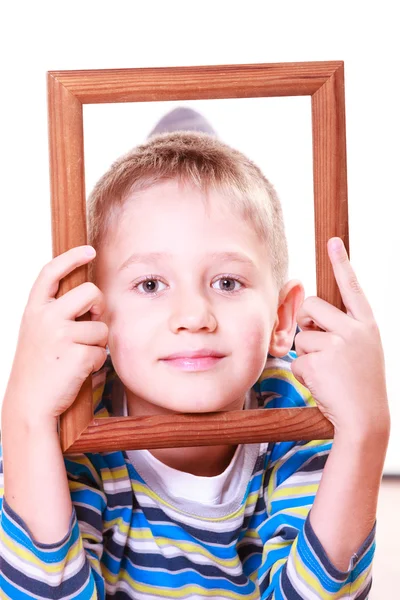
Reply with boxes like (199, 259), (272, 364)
(46, 61), (348, 453)
(47, 74), (93, 451)
(312, 64), (349, 309)
(65, 408), (334, 454)
(48, 61), (343, 104)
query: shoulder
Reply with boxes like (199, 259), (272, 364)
(252, 351), (317, 409)
(252, 352), (332, 474)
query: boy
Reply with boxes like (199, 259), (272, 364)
(0, 109), (389, 599)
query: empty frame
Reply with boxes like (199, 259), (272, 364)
(47, 61), (348, 453)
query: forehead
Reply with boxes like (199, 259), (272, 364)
(99, 179), (269, 272)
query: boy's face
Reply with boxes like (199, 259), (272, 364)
(96, 179), (282, 416)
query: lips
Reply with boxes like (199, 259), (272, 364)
(161, 349), (226, 360)
(160, 349), (226, 372)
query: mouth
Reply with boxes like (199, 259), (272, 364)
(160, 349), (226, 372)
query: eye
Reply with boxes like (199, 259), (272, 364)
(135, 278), (167, 294)
(211, 276), (243, 292)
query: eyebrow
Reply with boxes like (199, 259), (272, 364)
(118, 251), (257, 272)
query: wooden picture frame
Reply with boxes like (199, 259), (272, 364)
(47, 61), (347, 454)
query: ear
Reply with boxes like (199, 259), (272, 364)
(268, 280), (304, 358)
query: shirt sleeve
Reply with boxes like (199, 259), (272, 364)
(253, 354), (376, 599)
(0, 445), (106, 599)
(258, 439), (375, 599)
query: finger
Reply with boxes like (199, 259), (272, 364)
(295, 318), (322, 333)
(294, 330), (337, 357)
(52, 281), (105, 321)
(67, 320), (108, 347)
(297, 295), (349, 335)
(28, 246), (97, 306)
(327, 238), (374, 322)
(76, 344), (108, 374)
(290, 354), (308, 388)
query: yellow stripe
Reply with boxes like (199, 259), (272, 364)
(239, 530), (259, 540)
(269, 556), (286, 581)
(258, 367), (317, 407)
(246, 491), (259, 506)
(69, 481), (100, 493)
(66, 456), (102, 486)
(266, 439), (330, 513)
(101, 467), (129, 481)
(0, 526), (82, 574)
(156, 538), (239, 568)
(132, 481), (247, 522)
(125, 534), (241, 569)
(272, 484), (319, 500)
(102, 518), (130, 535)
(291, 536), (346, 600)
(124, 529), (258, 571)
(283, 506), (311, 519)
(347, 564), (372, 595)
(263, 540), (291, 553)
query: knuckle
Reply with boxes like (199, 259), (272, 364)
(40, 258), (57, 279)
(345, 322), (365, 345)
(330, 333), (343, 349)
(96, 321), (109, 343)
(97, 320), (108, 334)
(81, 281), (98, 295)
(75, 342), (90, 360)
(348, 276), (362, 294)
(303, 296), (319, 310)
(53, 322), (69, 342)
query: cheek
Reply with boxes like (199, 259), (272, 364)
(228, 312), (271, 387)
(106, 306), (155, 358)
(230, 311), (272, 385)
(243, 321), (271, 360)
(234, 309), (271, 351)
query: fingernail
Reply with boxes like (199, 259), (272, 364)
(329, 238), (342, 251)
(85, 246), (96, 257)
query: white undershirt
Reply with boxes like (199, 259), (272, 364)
(129, 444), (245, 505)
(122, 391), (253, 506)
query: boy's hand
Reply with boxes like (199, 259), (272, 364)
(3, 246), (108, 425)
(291, 237), (390, 438)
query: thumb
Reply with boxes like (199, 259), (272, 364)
(291, 355), (308, 388)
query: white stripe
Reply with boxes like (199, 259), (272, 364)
(0, 535), (86, 585)
(103, 479), (132, 493)
(132, 493), (246, 533)
(124, 537), (243, 574)
(286, 554), (326, 600)
(278, 470), (323, 486)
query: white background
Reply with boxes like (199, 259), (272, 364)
(0, 1), (398, 473)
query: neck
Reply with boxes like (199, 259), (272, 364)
(123, 387), (245, 476)
(149, 444), (238, 477)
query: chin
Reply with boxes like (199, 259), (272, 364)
(158, 390), (243, 414)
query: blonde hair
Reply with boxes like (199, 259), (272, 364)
(87, 131), (288, 288)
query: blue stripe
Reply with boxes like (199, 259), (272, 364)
(1, 496), (80, 562)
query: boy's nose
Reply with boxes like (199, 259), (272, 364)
(168, 295), (217, 334)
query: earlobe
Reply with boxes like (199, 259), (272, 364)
(269, 280), (304, 358)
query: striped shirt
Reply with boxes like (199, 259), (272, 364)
(0, 352), (375, 599)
